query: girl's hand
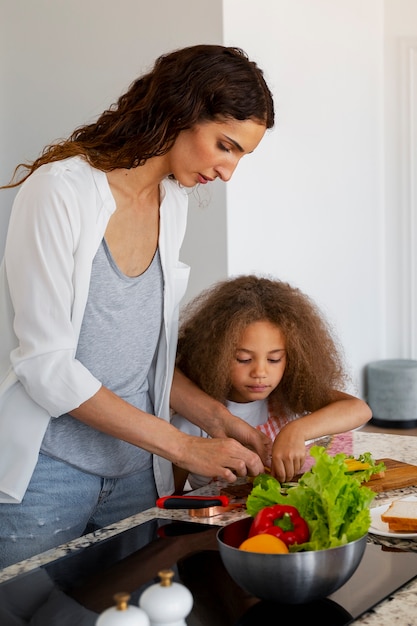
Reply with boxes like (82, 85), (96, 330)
(270, 424), (307, 482)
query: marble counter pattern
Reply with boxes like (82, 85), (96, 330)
(2, 431), (417, 625)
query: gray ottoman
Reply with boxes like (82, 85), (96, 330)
(366, 359), (417, 428)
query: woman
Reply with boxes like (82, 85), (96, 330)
(0, 44), (274, 567)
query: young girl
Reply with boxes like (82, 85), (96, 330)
(172, 274), (372, 491)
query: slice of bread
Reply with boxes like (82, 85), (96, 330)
(385, 520), (417, 532)
(381, 499), (417, 532)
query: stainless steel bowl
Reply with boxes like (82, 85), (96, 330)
(217, 517), (367, 604)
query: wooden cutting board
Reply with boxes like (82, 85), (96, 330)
(363, 458), (417, 492)
(221, 458), (417, 499)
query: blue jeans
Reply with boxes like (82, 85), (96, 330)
(0, 454), (158, 569)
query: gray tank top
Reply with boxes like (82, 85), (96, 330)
(41, 239), (163, 477)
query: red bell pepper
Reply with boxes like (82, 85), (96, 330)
(248, 504), (309, 547)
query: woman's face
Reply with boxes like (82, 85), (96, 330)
(167, 118), (266, 188)
(228, 320), (287, 404)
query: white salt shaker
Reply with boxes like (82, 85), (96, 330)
(139, 569), (193, 626)
(96, 592), (150, 626)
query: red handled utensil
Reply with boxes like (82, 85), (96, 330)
(156, 494), (246, 517)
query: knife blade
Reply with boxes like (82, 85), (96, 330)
(189, 502), (246, 517)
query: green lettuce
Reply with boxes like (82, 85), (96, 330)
(345, 452), (386, 482)
(246, 446), (375, 552)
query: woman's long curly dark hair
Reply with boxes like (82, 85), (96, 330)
(4, 45), (274, 188)
(176, 275), (350, 417)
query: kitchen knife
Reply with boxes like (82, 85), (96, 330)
(156, 494), (246, 518)
(156, 495), (231, 509)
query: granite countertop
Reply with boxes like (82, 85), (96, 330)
(2, 430), (417, 624)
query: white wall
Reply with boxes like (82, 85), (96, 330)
(220, 0), (384, 396)
(383, 0), (417, 359)
(1, 0), (416, 399)
(0, 0), (227, 285)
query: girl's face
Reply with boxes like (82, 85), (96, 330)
(167, 118), (266, 187)
(228, 320), (287, 403)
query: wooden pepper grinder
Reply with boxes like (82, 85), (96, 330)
(139, 569), (193, 626)
(96, 592), (150, 625)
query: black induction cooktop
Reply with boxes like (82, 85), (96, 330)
(1, 518), (417, 626)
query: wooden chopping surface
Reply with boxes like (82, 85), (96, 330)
(362, 458), (417, 492)
(221, 458), (417, 499)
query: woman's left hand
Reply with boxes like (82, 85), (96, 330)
(211, 414), (272, 469)
(170, 368), (272, 468)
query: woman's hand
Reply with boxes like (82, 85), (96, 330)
(71, 383), (266, 483)
(172, 433), (265, 483)
(170, 367), (271, 467)
(208, 412), (272, 469)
